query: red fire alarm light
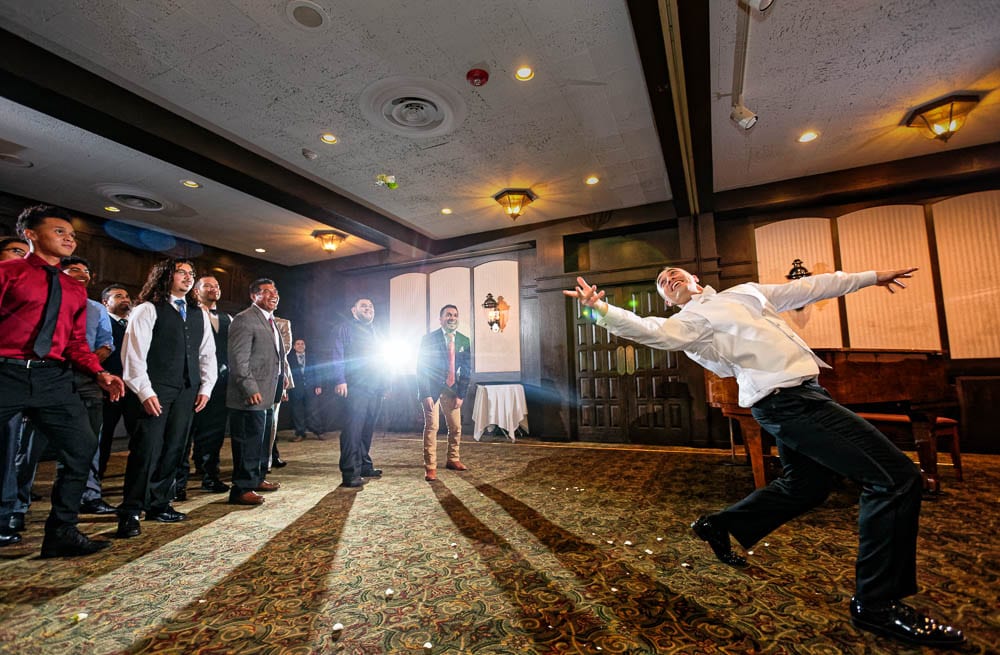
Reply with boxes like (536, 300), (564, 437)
(466, 68), (489, 87)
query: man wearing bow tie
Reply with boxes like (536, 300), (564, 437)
(416, 305), (472, 482)
(117, 259), (216, 538)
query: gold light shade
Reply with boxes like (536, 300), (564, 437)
(493, 188), (537, 220)
(905, 94), (980, 142)
(312, 229), (347, 252)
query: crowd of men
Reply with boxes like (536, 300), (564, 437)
(0, 203), (477, 557)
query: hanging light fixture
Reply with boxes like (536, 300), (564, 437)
(904, 94), (980, 142)
(493, 188), (537, 220)
(311, 229), (347, 252)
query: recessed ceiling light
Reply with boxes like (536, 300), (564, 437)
(514, 66), (534, 81)
(254, 248), (266, 253)
(585, 176), (600, 185)
(104, 206), (121, 213)
(441, 208), (452, 215)
(797, 131), (819, 143)
(181, 179), (202, 188)
(320, 133), (338, 144)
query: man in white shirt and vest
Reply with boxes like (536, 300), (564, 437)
(564, 266), (964, 648)
(117, 259), (216, 539)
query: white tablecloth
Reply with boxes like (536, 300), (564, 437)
(472, 384), (528, 442)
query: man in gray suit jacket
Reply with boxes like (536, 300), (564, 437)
(226, 278), (284, 505)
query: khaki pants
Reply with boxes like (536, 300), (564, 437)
(422, 391), (461, 470)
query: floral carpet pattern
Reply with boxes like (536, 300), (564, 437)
(0, 434), (997, 654)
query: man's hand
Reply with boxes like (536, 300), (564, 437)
(142, 396), (162, 417)
(875, 267), (918, 294)
(246, 393), (262, 406)
(455, 398), (463, 408)
(422, 396), (435, 412)
(563, 276), (609, 316)
(314, 387), (323, 396)
(97, 372), (125, 402)
(281, 390), (288, 402)
(335, 383), (347, 397)
(193, 394), (209, 412)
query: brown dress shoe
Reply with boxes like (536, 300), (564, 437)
(256, 480), (281, 492)
(425, 469), (437, 482)
(445, 460), (469, 471)
(229, 490), (265, 505)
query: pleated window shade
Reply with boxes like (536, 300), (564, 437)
(932, 190), (1000, 359)
(755, 218), (843, 348)
(389, 273), (428, 374)
(838, 206), (940, 351)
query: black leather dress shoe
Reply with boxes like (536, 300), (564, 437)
(0, 532), (22, 547)
(116, 514), (141, 538)
(850, 597), (965, 647)
(202, 478), (230, 493)
(271, 457), (287, 468)
(8, 514), (25, 532)
(361, 468), (382, 478)
(342, 477), (366, 488)
(145, 507), (187, 523)
(691, 516), (748, 567)
(40, 526), (111, 557)
(80, 499), (117, 515)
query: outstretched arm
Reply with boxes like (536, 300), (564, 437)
(562, 276), (609, 317)
(874, 267), (918, 293)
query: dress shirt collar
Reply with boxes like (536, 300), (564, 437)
(169, 294), (187, 309)
(681, 285), (717, 308)
(253, 304), (274, 321)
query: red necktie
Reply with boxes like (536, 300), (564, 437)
(446, 333), (456, 387)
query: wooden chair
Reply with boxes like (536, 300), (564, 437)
(856, 413), (963, 481)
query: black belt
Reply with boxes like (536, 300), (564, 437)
(0, 357), (64, 369)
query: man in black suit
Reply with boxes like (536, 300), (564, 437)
(286, 338), (323, 442)
(332, 298), (386, 487)
(416, 304), (472, 482)
(99, 284), (138, 479)
(176, 275), (231, 497)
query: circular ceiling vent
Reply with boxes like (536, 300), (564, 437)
(96, 184), (175, 213)
(360, 77), (467, 138)
(285, 0), (329, 31)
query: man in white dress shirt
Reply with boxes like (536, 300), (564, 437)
(116, 259), (216, 539)
(564, 266), (964, 648)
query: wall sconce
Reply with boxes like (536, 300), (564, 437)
(785, 259), (812, 280)
(904, 94), (980, 142)
(482, 293), (510, 333)
(493, 188), (537, 220)
(311, 229), (347, 253)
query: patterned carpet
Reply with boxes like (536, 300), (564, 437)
(0, 433), (996, 654)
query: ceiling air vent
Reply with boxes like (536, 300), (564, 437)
(111, 193), (164, 211)
(361, 77), (467, 138)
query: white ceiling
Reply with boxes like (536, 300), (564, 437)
(1, 0), (998, 265)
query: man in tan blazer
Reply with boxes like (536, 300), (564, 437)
(226, 278), (284, 505)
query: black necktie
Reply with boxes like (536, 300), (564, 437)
(120, 318), (128, 328)
(33, 265), (62, 358)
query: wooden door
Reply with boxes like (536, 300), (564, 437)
(571, 283), (692, 444)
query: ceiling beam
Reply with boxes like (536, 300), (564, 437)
(627, 0), (690, 217)
(675, 0), (714, 214)
(0, 28), (435, 255)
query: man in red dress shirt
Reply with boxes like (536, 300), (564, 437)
(0, 205), (125, 556)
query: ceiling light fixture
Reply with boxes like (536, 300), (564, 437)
(797, 131), (819, 143)
(904, 94), (980, 142)
(493, 188), (537, 221)
(320, 133), (338, 144)
(104, 206), (121, 213)
(585, 176), (600, 185)
(514, 66), (534, 81)
(312, 229), (347, 252)
(440, 208), (452, 215)
(254, 248), (266, 253)
(181, 179), (202, 188)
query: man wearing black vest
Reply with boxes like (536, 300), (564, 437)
(116, 259), (216, 538)
(99, 284), (138, 479)
(226, 278), (283, 506)
(178, 275), (232, 495)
